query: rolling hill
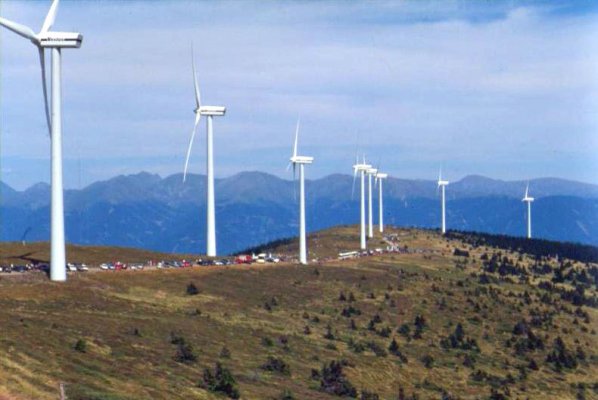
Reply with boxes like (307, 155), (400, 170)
(0, 226), (596, 399)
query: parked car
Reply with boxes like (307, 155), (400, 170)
(76, 264), (89, 272)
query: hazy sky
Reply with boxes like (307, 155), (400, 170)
(1, 0), (597, 190)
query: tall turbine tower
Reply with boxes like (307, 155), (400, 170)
(1, 0), (83, 282)
(352, 158), (372, 250)
(183, 48), (226, 257)
(522, 183), (534, 239)
(437, 169), (449, 234)
(288, 120), (314, 265)
(375, 172), (388, 233)
(366, 167), (378, 238)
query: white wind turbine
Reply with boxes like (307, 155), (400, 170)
(375, 172), (388, 233)
(352, 157), (372, 250)
(522, 183), (534, 239)
(1, 0), (82, 282)
(437, 168), (449, 234)
(366, 167), (378, 238)
(288, 120), (314, 265)
(183, 48), (226, 257)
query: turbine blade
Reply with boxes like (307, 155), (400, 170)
(41, 0), (59, 33)
(183, 112), (201, 183)
(525, 182), (529, 198)
(191, 47), (201, 109)
(0, 17), (37, 41)
(38, 48), (52, 136)
(293, 118), (299, 158)
(286, 162), (292, 171)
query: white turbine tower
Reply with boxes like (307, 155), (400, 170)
(183, 48), (226, 257)
(366, 167), (378, 238)
(288, 120), (313, 265)
(375, 172), (388, 233)
(352, 158), (372, 250)
(522, 183), (534, 239)
(437, 169), (449, 234)
(1, 0), (82, 282)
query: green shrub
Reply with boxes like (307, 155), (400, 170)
(200, 362), (240, 399)
(74, 339), (87, 353)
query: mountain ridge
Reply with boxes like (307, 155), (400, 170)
(1, 171), (597, 253)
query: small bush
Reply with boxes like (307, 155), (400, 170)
(360, 390), (380, 400)
(175, 341), (197, 364)
(261, 356), (291, 376)
(200, 362), (240, 399)
(422, 354), (434, 368)
(367, 341), (387, 357)
(74, 339), (87, 353)
(324, 325), (335, 340)
(186, 282), (199, 296)
(319, 360), (358, 397)
(220, 346), (231, 359)
(279, 389), (295, 400)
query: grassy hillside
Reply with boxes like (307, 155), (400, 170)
(0, 226), (596, 399)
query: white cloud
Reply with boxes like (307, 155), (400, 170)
(1, 1), (597, 189)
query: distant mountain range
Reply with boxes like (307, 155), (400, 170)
(1, 172), (597, 254)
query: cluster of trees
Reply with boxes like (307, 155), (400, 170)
(446, 230), (598, 263)
(440, 323), (479, 352)
(235, 236), (294, 255)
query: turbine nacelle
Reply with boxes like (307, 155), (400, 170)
(353, 163), (371, 172)
(376, 173), (388, 179)
(290, 155), (314, 165)
(199, 105), (226, 116)
(366, 168), (378, 175)
(38, 31), (82, 48)
(437, 180), (449, 186)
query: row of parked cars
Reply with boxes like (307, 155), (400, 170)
(0, 263), (88, 273)
(0, 252), (287, 275)
(0, 264), (42, 273)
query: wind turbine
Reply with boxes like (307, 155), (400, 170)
(183, 48), (226, 257)
(288, 120), (313, 265)
(352, 157), (372, 250)
(522, 183), (534, 239)
(366, 167), (378, 238)
(375, 172), (388, 233)
(1, 0), (83, 282)
(437, 169), (449, 234)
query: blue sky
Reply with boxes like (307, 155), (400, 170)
(1, 0), (597, 190)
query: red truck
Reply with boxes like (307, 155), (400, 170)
(235, 255), (252, 264)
